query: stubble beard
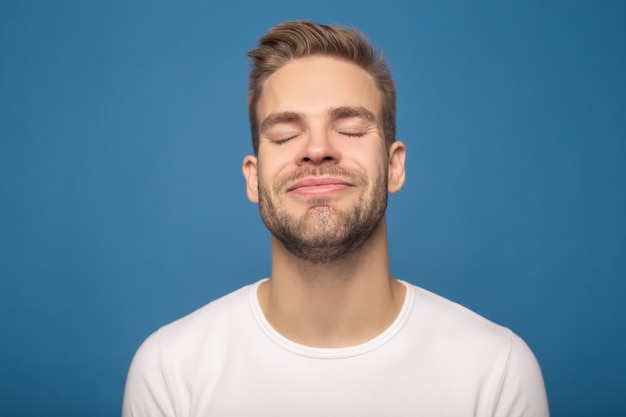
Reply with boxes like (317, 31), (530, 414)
(258, 166), (388, 264)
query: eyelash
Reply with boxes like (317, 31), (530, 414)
(339, 131), (365, 138)
(271, 130), (364, 145)
(273, 136), (297, 145)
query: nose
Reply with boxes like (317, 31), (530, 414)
(297, 128), (341, 166)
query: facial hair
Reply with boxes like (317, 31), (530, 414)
(258, 165), (388, 264)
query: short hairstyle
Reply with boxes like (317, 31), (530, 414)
(247, 20), (396, 155)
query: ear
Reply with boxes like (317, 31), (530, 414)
(387, 141), (406, 194)
(242, 155), (259, 203)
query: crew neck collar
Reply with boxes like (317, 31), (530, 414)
(248, 279), (413, 359)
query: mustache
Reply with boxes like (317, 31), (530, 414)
(274, 166), (362, 191)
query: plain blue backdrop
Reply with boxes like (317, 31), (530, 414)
(1, 1), (625, 416)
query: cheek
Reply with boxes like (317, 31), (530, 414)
(346, 145), (387, 175)
(256, 165), (284, 197)
(257, 147), (297, 180)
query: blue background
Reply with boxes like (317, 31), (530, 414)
(1, 1), (625, 416)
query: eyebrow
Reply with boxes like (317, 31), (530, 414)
(329, 106), (376, 122)
(260, 111), (302, 133)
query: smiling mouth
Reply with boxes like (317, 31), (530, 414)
(287, 178), (353, 196)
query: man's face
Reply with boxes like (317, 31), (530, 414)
(243, 55), (404, 263)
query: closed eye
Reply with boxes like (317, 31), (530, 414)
(339, 131), (365, 138)
(273, 134), (299, 145)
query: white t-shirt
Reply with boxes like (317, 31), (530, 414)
(123, 280), (549, 417)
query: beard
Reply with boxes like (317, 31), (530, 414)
(258, 165), (388, 264)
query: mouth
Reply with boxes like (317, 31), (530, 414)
(286, 177), (354, 196)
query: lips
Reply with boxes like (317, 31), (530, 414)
(287, 177), (354, 196)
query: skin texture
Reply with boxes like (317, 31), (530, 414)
(242, 55), (407, 347)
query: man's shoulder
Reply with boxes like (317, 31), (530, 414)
(147, 280), (262, 350)
(397, 282), (548, 416)
(402, 281), (537, 376)
(170, 280), (259, 325)
(404, 282), (514, 347)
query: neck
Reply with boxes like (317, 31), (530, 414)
(258, 217), (406, 348)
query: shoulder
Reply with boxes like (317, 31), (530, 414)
(407, 283), (512, 343)
(144, 280), (264, 362)
(402, 282), (549, 416)
(159, 282), (255, 338)
(122, 281), (263, 416)
(128, 280), (261, 379)
(406, 283), (539, 363)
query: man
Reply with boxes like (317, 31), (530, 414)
(123, 20), (549, 416)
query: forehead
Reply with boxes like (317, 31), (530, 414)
(257, 55), (381, 121)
